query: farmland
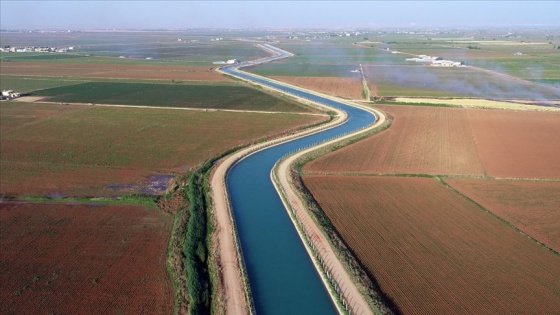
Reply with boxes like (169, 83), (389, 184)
(0, 202), (173, 314)
(302, 103), (560, 313)
(32, 82), (315, 112)
(466, 109), (560, 179)
(303, 175), (560, 314)
(3, 27), (560, 315)
(271, 76), (364, 99)
(305, 105), (485, 176)
(0, 75), (89, 93)
(305, 105), (560, 179)
(363, 64), (560, 99)
(0, 63), (230, 81)
(393, 97), (560, 111)
(447, 178), (560, 252)
(1, 31), (271, 65)
(1, 102), (324, 196)
(247, 63), (361, 77)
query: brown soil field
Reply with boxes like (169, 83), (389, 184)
(1, 103), (324, 197)
(305, 106), (560, 179)
(447, 178), (560, 252)
(467, 109), (560, 179)
(0, 62), (230, 81)
(271, 76), (364, 99)
(305, 105), (485, 175)
(303, 175), (560, 314)
(0, 202), (173, 314)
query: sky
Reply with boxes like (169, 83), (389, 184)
(1, 1), (558, 30)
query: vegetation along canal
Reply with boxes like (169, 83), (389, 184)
(221, 49), (377, 314)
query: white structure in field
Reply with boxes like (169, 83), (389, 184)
(213, 59), (239, 65)
(1, 90), (21, 100)
(406, 55), (464, 67)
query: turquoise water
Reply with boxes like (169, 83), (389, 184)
(223, 66), (376, 314)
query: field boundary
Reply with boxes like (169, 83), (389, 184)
(29, 101), (329, 116)
(296, 171), (560, 259)
(438, 177), (560, 257)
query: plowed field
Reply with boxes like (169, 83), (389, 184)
(305, 105), (485, 175)
(1, 62), (229, 81)
(1, 103), (324, 196)
(303, 175), (560, 315)
(0, 203), (173, 314)
(271, 76), (363, 99)
(447, 178), (560, 252)
(305, 106), (560, 179)
(467, 109), (560, 179)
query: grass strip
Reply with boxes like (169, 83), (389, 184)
(17, 195), (158, 208)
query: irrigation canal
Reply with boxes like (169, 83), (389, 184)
(222, 47), (377, 314)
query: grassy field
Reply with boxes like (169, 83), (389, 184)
(1, 102), (324, 197)
(32, 81), (315, 112)
(0, 75), (89, 93)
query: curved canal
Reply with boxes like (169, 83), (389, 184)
(222, 63), (376, 314)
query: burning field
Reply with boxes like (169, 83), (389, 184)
(0, 202), (173, 314)
(363, 64), (560, 99)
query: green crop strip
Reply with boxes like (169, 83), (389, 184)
(18, 195), (158, 208)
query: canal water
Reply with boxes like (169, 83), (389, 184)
(223, 67), (376, 314)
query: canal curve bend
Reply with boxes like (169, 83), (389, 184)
(220, 47), (377, 314)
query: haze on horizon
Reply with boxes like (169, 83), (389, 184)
(1, 1), (559, 30)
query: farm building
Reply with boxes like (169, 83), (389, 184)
(431, 60), (464, 67)
(213, 59), (240, 65)
(1, 90), (21, 100)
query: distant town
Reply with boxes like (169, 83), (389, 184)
(0, 45), (75, 53)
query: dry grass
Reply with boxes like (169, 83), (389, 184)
(394, 97), (560, 111)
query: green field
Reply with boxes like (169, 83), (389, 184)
(33, 82), (314, 112)
(0, 75), (90, 93)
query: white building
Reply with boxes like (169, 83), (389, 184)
(1, 90), (21, 99)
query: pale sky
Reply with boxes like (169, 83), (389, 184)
(1, 1), (558, 30)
